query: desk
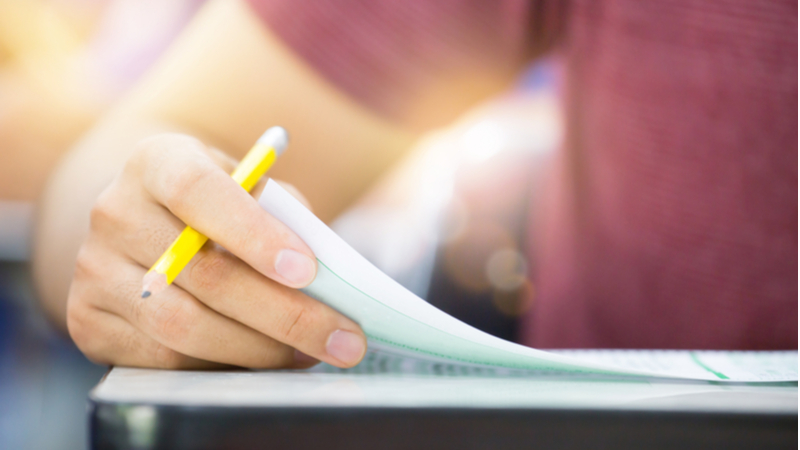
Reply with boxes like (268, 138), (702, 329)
(90, 366), (797, 450)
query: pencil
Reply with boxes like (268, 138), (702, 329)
(140, 127), (289, 298)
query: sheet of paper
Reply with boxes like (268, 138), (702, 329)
(258, 180), (798, 382)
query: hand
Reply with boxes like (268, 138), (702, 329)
(66, 133), (367, 369)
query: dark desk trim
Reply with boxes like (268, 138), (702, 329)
(90, 399), (797, 450)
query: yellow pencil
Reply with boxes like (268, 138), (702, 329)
(140, 127), (289, 298)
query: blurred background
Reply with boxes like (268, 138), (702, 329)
(0, 1), (204, 448)
(0, 1), (563, 448)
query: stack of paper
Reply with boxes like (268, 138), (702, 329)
(258, 180), (797, 383)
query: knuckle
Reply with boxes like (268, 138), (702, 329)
(89, 188), (121, 232)
(161, 162), (211, 212)
(150, 297), (194, 345)
(73, 245), (101, 280)
(189, 250), (233, 293)
(133, 133), (214, 212)
(231, 220), (265, 256)
(278, 304), (320, 343)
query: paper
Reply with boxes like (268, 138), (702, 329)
(258, 180), (798, 382)
(92, 366), (798, 412)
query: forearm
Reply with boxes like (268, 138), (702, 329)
(135, 0), (417, 222)
(31, 0), (417, 331)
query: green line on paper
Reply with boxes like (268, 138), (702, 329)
(690, 352), (729, 380)
(311, 259), (626, 376)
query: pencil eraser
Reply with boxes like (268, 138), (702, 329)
(257, 126), (289, 156)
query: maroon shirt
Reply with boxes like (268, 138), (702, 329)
(247, 0), (798, 349)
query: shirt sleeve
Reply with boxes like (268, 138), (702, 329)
(245, 0), (561, 121)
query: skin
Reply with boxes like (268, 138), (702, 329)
(66, 133), (365, 369)
(32, 0), (520, 370)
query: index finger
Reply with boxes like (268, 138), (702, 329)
(133, 134), (316, 288)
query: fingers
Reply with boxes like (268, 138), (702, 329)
(177, 245), (366, 367)
(114, 214), (366, 367)
(130, 134), (317, 289)
(71, 243), (310, 369)
(68, 304), (222, 370)
(71, 132), (363, 370)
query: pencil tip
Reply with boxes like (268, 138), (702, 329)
(141, 271), (168, 298)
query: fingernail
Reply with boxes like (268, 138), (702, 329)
(275, 249), (316, 287)
(325, 330), (366, 366)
